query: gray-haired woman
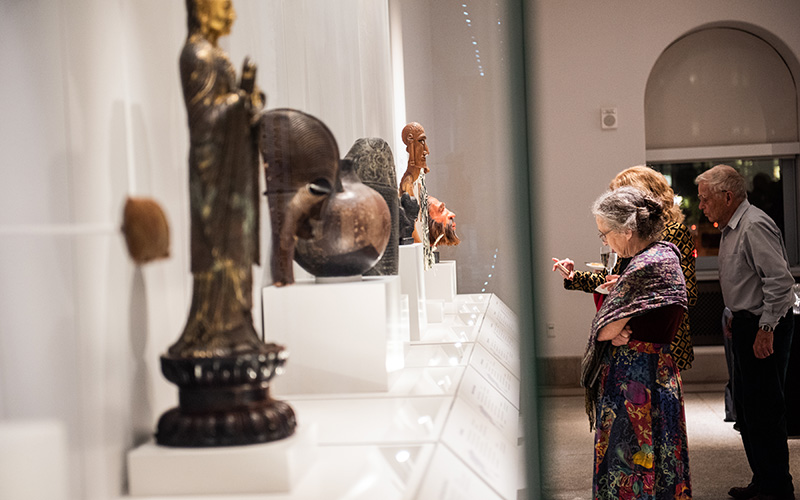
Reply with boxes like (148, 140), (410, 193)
(584, 186), (692, 499)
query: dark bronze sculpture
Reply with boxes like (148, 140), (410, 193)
(156, 0), (295, 448)
(399, 193), (420, 245)
(346, 138), (399, 275)
(259, 109), (391, 284)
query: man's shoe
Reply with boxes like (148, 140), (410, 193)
(728, 484), (757, 499)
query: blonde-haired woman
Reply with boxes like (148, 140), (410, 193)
(553, 165), (697, 371)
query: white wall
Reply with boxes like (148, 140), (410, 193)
(0, 2), (186, 498)
(527, 0), (800, 358)
(0, 1), (394, 498)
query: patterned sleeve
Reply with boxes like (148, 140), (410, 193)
(563, 258), (625, 294)
(663, 222), (697, 308)
(564, 270), (605, 293)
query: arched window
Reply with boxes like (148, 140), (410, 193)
(646, 28), (797, 149)
(645, 27), (799, 269)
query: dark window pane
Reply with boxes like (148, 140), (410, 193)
(652, 159), (786, 258)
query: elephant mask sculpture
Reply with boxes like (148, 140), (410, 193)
(259, 109), (391, 286)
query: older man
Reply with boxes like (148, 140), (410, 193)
(696, 164), (795, 500)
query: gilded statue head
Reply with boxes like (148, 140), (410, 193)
(186, 0), (236, 42)
(402, 122), (430, 173)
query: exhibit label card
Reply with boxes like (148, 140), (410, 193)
(468, 344), (520, 410)
(440, 400), (519, 500)
(476, 316), (520, 377)
(485, 296), (519, 340)
(457, 367), (520, 441)
(414, 445), (504, 500)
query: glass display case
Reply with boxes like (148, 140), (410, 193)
(0, 0), (537, 498)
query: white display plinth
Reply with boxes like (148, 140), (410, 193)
(127, 424), (316, 496)
(287, 397), (451, 445)
(262, 276), (404, 395)
(0, 419), (69, 500)
(426, 299), (444, 323)
(425, 260), (457, 302)
(399, 243), (427, 341)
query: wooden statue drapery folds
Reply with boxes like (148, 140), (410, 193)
(259, 110), (391, 285)
(156, 0), (295, 448)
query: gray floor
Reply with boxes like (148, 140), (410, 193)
(541, 387), (800, 499)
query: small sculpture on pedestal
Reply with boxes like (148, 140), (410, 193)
(156, 0), (296, 448)
(259, 110), (391, 285)
(428, 195), (460, 251)
(399, 122), (434, 268)
(346, 137), (399, 276)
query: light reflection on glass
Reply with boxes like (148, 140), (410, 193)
(395, 450), (411, 463)
(462, 3), (484, 76)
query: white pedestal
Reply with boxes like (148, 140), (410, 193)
(262, 276), (404, 395)
(425, 260), (457, 302)
(399, 243), (427, 341)
(426, 299), (445, 323)
(0, 420), (69, 500)
(127, 425), (316, 496)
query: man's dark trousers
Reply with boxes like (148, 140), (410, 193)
(731, 309), (795, 497)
